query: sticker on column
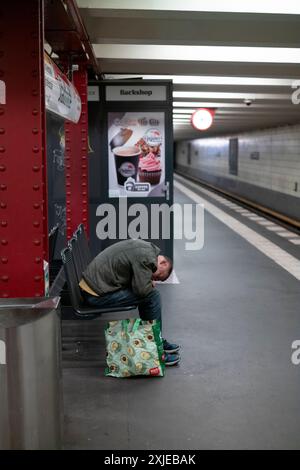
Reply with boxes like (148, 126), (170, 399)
(0, 340), (6, 365)
(0, 80), (6, 104)
(44, 260), (49, 296)
(88, 86), (100, 102)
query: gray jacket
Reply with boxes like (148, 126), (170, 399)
(82, 239), (160, 297)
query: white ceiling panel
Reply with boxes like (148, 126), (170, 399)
(78, 1), (300, 139)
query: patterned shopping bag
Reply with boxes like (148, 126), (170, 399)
(104, 318), (165, 378)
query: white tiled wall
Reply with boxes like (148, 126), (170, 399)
(176, 124), (300, 198)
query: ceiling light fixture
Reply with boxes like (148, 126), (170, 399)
(94, 44), (300, 64)
(191, 108), (215, 131)
(87, 1), (300, 15)
(173, 91), (289, 100)
(173, 102), (295, 108)
(105, 74), (294, 87)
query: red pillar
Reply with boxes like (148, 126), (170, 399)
(0, 0), (48, 298)
(64, 65), (89, 240)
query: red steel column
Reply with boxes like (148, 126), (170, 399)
(0, 0), (48, 298)
(65, 65), (89, 240)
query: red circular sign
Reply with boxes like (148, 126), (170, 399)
(191, 108), (215, 131)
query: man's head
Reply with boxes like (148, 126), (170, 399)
(152, 255), (173, 282)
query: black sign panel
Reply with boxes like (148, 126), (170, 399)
(229, 138), (239, 176)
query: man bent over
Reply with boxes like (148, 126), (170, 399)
(79, 239), (180, 366)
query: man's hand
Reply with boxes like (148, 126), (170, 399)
(152, 280), (156, 288)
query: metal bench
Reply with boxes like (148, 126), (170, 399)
(68, 237), (84, 282)
(61, 246), (135, 319)
(73, 223), (92, 272)
(49, 224), (59, 263)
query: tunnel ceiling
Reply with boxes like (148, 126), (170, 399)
(77, 0), (300, 141)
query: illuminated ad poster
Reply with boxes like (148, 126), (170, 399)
(108, 112), (165, 198)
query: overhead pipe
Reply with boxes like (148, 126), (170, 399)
(63, 0), (102, 78)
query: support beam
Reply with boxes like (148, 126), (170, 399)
(0, 0), (48, 298)
(64, 66), (89, 240)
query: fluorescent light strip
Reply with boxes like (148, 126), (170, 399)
(173, 91), (290, 100)
(173, 116), (191, 119)
(169, 76), (295, 86)
(213, 110), (300, 115)
(173, 114), (192, 118)
(173, 115), (284, 123)
(173, 123), (192, 125)
(173, 110), (300, 117)
(105, 74), (295, 87)
(173, 109), (197, 113)
(173, 102), (296, 108)
(94, 44), (300, 64)
(85, 1), (300, 15)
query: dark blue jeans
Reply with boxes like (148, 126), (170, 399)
(81, 288), (162, 325)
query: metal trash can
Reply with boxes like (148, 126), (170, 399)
(0, 297), (62, 450)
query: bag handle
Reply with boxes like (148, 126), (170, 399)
(121, 319), (129, 332)
(121, 319), (141, 334)
(132, 318), (141, 333)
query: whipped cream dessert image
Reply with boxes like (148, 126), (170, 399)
(138, 152), (162, 185)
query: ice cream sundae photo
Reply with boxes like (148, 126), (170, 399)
(138, 152), (162, 185)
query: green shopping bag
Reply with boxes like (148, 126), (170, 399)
(104, 318), (165, 378)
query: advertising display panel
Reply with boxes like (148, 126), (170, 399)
(87, 80), (173, 259)
(108, 111), (165, 198)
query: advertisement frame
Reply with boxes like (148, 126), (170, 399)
(87, 80), (174, 260)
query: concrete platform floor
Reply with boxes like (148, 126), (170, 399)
(62, 181), (300, 450)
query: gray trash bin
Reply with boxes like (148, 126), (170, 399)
(0, 297), (62, 450)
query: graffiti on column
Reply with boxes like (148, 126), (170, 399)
(52, 126), (65, 172)
(52, 126), (94, 172)
(54, 203), (66, 235)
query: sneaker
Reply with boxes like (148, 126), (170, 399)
(164, 352), (180, 366)
(163, 339), (180, 354)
